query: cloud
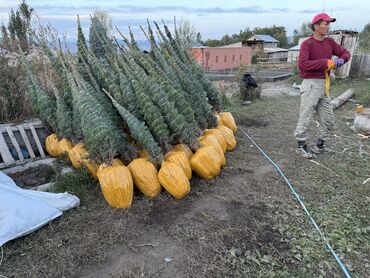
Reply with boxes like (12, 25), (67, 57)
(94, 5), (317, 15)
(31, 14), (175, 39)
(0, 3), (352, 17)
(0, 1), (362, 39)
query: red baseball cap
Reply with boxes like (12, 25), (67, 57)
(311, 13), (336, 25)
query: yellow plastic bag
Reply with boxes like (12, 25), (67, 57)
(164, 151), (192, 180)
(68, 143), (89, 169)
(158, 161), (190, 199)
(198, 135), (226, 166)
(59, 138), (73, 155)
(216, 114), (223, 126)
(217, 126), (237, 151)
(190, 146), (222, 179)
(112, 158), (124, 166)
(83, 160), (99, 179)
(138, 149), (151, 159)
(97, 162), (134, 208)
(45, 134), (60, 157)
(356, 105), (365, 113)
(172, 144), (193, 159)
(218, 112), (237, 133)
(128, 158), (161, 198)
(69, 145), (99, 179)
(203, 129), (227, 153)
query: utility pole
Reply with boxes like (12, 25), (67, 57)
(322, 0), (327, 12)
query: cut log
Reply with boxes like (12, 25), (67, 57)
(353, 108), (370, 135)
(331, 89), (354, 109)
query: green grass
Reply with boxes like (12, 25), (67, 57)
(286, 74), (370, 105)
(52, 156), (98, 204)
(1, 78), (368, 278)
(330, 78), (370, 105)
(227, 78), (370, 277)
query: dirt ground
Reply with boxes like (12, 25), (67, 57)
(1, 78), (369, 278)
(6, 164), (54, 188)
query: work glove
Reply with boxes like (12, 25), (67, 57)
(327, 59), (336, 70)
(335, 58), (345, 67)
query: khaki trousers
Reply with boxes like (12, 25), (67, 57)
(294, 79), (335, 142)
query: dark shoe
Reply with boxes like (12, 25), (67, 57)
(296, 144), (313, 159)
(311, 144), (333, 154)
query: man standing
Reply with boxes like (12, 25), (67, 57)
(294, 13), (351, 158)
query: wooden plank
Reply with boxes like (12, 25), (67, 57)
(0, 156), (53, 170)
(30, 182), (55, 191)
(5, 126), (25, 163)
(0, 130), (16, 166)
(0, 118), (44, 133)
(17, 125), (36, 159)
(2, 157), (55, 174)
(0, 123), (44, 133)
(29, 123), (46, 158)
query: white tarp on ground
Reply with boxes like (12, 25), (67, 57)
(0, 171), (80, 246)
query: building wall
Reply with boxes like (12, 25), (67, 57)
(264, 42), (278, 48)
(267, 51), (288, 60)
(190, 48), (203, 65)
(327, 32), (358, 77)
(298, 37), (310, 46)
(254, 44), (264, 51)
(349, 54), (370, 77)
(288, 50), (299, 62)
(190, 47), (253, 71)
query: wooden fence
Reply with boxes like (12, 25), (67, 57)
(0, 118), (48, 169)
(349, 54), (370, 77)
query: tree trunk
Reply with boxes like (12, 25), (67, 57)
(353, 108), (370, 135)
(331, 89), (354, 109)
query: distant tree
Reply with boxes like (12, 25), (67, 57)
(203, 39), (222, 47)
(252, 25), (288, 48)
(358, 23), (370, 51)
(203, 27), (253, 47)
(195, 32), (202, 44)
(236, 27), (253, 41)
(292, 22), (312, 46)
(176, 19), (198, 48)
(203, 26), (287, 48)
(1, 0), (34, 52)
(221, 34), (232, 45)
(0, 1), (35, 121)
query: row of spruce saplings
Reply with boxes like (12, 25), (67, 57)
(45, 112), (237, 208)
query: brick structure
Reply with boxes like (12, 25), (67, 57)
(190, 46), (253, 71)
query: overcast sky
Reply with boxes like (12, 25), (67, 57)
(0, 0), (369, 40)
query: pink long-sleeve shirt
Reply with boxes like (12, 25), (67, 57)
(298, 36), (351, 79)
